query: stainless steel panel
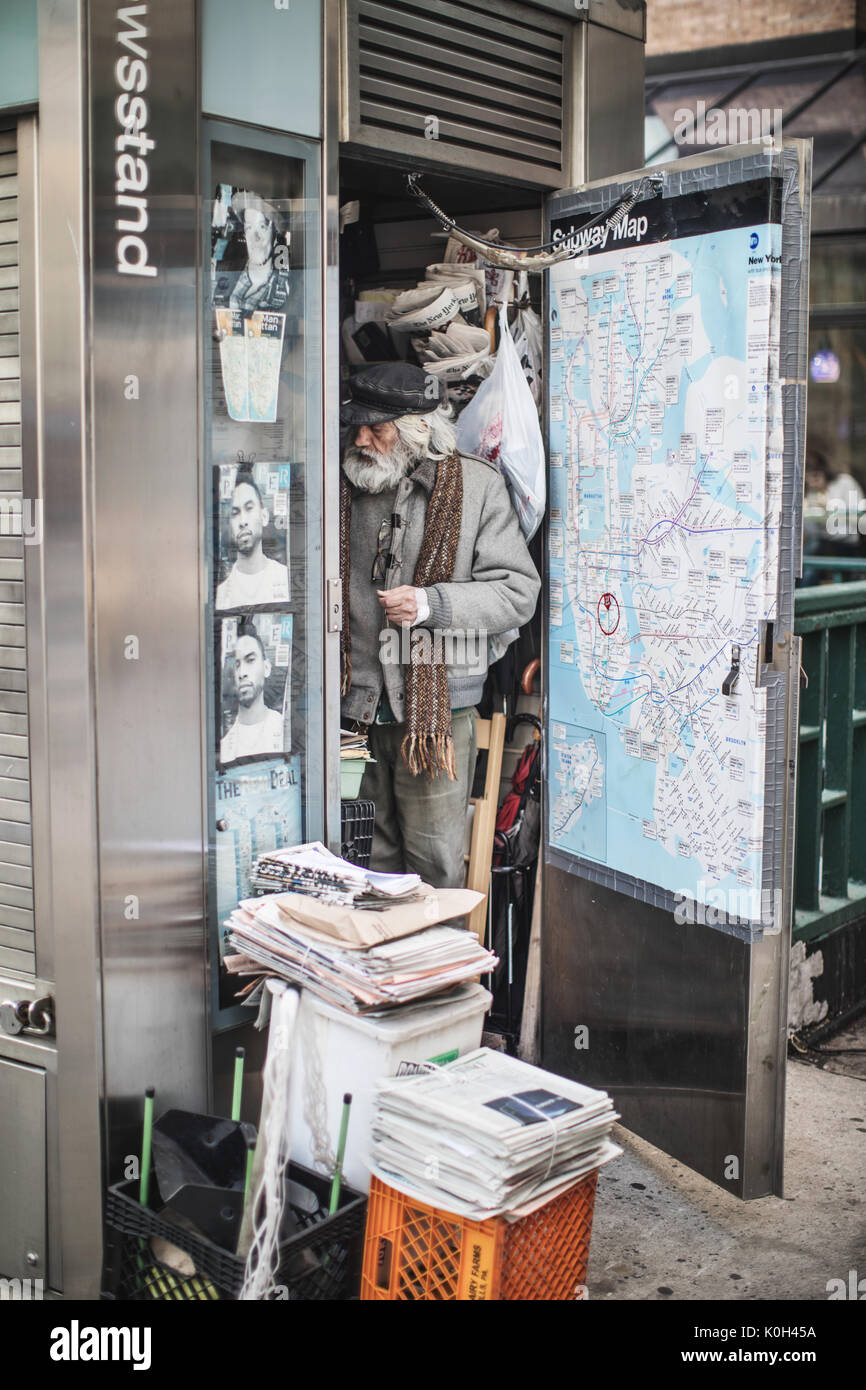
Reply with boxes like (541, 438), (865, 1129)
(564, 21), (645, 186)
(526, 0), (645, 39)
(324, 0), (343, 849)
(585, 25), (645, 182)
(37, 0), (102, 1297)
(0, 1055), (45, 1280)
(90, 0), (207, 1170)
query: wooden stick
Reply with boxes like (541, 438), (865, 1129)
(518, 859), (542, 1064)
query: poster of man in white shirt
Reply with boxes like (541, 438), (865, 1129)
(219, 614), (292, 767)
(215, 463), (290, 611)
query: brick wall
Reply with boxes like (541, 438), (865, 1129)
(647, 0), (858, 56)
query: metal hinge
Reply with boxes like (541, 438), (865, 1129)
(327, 577), (343, 634)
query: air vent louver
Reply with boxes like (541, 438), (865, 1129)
(345, 0), (572, 186)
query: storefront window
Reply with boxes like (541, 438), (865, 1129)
(203, 122), (323, 1024)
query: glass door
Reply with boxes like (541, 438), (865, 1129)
(203, 121), (323, 1027)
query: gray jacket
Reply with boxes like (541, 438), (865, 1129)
(341, 451), (541, 726)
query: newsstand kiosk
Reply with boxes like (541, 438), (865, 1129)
(0, 0), (807, 1298)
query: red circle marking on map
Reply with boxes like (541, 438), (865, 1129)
(597, 593), (620, 635)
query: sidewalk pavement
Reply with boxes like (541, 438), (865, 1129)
(588, 1040), (866, 1301)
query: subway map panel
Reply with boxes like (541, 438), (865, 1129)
(547, 193), (782, 923)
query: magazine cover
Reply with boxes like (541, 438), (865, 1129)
(217, 612), (293, 768)
(214, 755), (302, 966)
(214, 459), (291, 611)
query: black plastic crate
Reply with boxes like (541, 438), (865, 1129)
(103, 1164), (366, 1301)
(340, 798), (375, 869)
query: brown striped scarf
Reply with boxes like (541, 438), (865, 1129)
(340, 450), (463, 779)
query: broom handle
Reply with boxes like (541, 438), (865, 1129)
(140, 1086), (155, 1208)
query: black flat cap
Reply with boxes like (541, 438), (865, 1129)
(340, 363), (442, 427)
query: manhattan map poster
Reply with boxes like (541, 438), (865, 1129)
(545, 171), (785, 930)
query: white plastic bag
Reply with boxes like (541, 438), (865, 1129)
(455, 304), (546, 540)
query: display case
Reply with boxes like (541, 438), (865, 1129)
(203, 122), (324, 1026)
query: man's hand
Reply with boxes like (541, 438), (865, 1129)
(378, 586), (419, 626)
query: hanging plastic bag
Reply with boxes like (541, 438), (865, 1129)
(510, 275), (543, 408)
(455, 303), (546, 540)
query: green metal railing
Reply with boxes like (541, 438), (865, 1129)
(793, 581), (866, 942)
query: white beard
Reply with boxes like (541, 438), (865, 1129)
(342, 438), (421, 494)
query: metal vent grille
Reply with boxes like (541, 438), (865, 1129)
(0, 124), (33, 981)
(345, 0), (573, 186)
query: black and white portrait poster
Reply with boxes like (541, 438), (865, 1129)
(211, 184), (291, 314)
(212, 185), (291, 423)
(217, 612), (292, 768)
(214, 460), (291, 611)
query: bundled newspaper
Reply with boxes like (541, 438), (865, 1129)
(253, 841), (421, 907)
(224, 882), (494, 1013)
(369, 1049), (621, 1219)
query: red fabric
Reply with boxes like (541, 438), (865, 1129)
(495, 742), (538, 860)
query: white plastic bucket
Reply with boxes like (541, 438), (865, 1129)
(291, 984), (491, 1193)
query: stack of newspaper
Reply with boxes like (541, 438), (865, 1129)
(253, 841), (421, 907)
(369, 1049), (621, 1219)
(224, 882), (495, 1014)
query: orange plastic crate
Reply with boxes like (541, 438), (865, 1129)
(361, 1168), (598, 1301)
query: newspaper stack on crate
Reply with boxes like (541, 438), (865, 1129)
(369, 1049), (621, 1220)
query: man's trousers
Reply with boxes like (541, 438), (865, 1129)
(357, 708), (478, 890)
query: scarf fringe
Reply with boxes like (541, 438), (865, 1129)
(401, 731), (457, 781)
